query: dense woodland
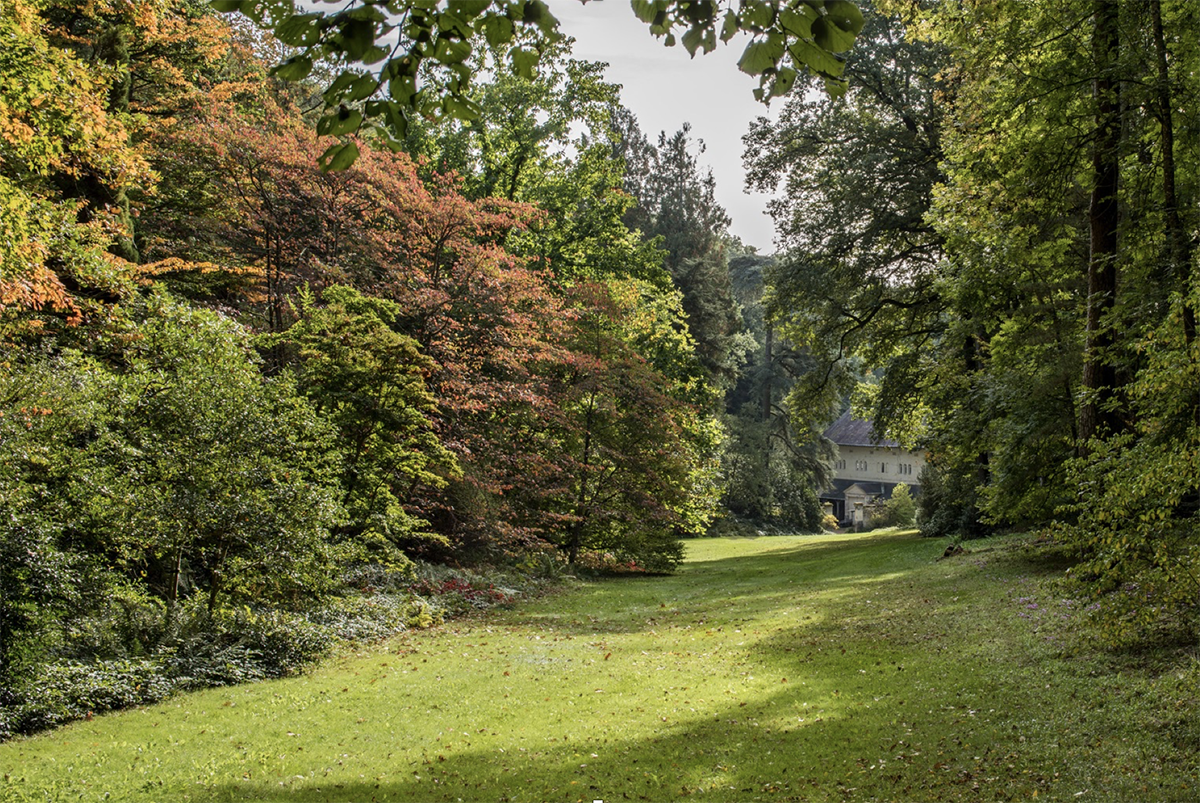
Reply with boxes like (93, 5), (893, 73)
(1, 0), (1197, 738)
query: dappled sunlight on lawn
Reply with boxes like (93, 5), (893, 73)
(4, 533), (1198, 803)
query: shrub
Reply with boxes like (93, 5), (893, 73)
(4, 659), (176, 736)
(575, 550), (650, 575)
(161, 601), (334, 689)
(880, 483), (917, 528)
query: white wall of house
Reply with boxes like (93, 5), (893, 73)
(831, 444), (926, 487)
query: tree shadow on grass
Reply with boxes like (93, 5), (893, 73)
(205, 534), (1076, 803)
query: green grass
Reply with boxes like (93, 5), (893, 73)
(3, 531), (1198, 802)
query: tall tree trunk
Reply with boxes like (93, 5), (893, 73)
(568, 388), (597, 565)
(1149, 0), (1195, 347)
(761, 322), (773, 423)
(1079, 0), (1122, 445)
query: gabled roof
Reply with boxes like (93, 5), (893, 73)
(819, 479), (917, 501)
(822, 410), (900, 448)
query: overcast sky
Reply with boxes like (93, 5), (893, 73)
(548, 0), (781, 253)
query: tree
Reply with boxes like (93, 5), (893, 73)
(880, 482), (914, 528)
(742, 0), (947, 437)
(400, 41), (669, 287)
(0, 0), (149, 333)
(720, 251), (834, 528)
(616, 119), (748, 391)
(552, 280), (721, 570)
(269, 286), (460, 566)
(218, 0), (864, 170)
(74, 295), (343, 615)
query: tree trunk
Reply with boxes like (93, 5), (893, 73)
(1079, 0), (1122, 446)
(1149, 0), (1195, 348)
(761, 322), (773, 423)
(568, 388), (597, 565)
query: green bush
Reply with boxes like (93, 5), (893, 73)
(4, 659), (176, 736)
(880, 483), (916, 528)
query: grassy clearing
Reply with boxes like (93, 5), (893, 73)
(2, 531), (1198, 802)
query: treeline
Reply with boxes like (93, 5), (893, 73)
(746, 0), (1199, 644)
(0, 0), (829, 734)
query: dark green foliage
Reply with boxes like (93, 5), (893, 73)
(0, 353), (118, 689)
(1057, 297), (1200, 646)
(0, 293), (349, 732)
(720, 409), (826, 532)
(744, 2), (947, 438)
(1, 659), (175, 739)
(916, 464), (985, 540)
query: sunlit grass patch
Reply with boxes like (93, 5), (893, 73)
(2, 531), (1197, 802)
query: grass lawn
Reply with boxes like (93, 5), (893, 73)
(2, 531), (1197, 802)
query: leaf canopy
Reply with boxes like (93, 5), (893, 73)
(217, 0), (862, 168)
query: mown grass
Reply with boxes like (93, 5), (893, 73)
(2, 531), (1198, 802)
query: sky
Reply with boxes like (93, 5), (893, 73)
(547, 1), (781, 253)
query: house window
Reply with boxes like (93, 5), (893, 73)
(880, 463), (887, 473)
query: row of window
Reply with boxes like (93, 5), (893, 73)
(835, 460), (918, 475)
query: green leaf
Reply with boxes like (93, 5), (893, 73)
(339, 18), (376, 60)
(323, 71), (359, 103)
(482, 14), (514, 47)
(448, 0), (489, 18)
(737, 35), (785, 76)
(346, 74), (379, 101)
(812, 4), (860, 53)
(510, 46), (538, 79)
(275, 13), (322, 46)
(778, 6), (815, 38)
(271, 55), (313, 82)
(789, 39), (845, 79)
(741, 0), (773, 30)
(361, 44), (390, 65)
(434, 37), (472, 64)
(719, 10), (738, 42)
(681, 0), (715, 25)
(825, 0), (865, 37)
(768, 66), (798, 97)
(681, 26), (705, 57)
(318, 142), (360, 173)
(648, 9), (668, 35)
(631, 0), (659, 24)
(380, 100), (410, 138)
(316, 107), (363, 137)
(438, 10), (472, 38)
(209, 0), (242, 12)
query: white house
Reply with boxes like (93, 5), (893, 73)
(820, 411), (926, 527)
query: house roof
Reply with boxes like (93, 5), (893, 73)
(822, 410), (900, 448)
(819, 479), (918, 501)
